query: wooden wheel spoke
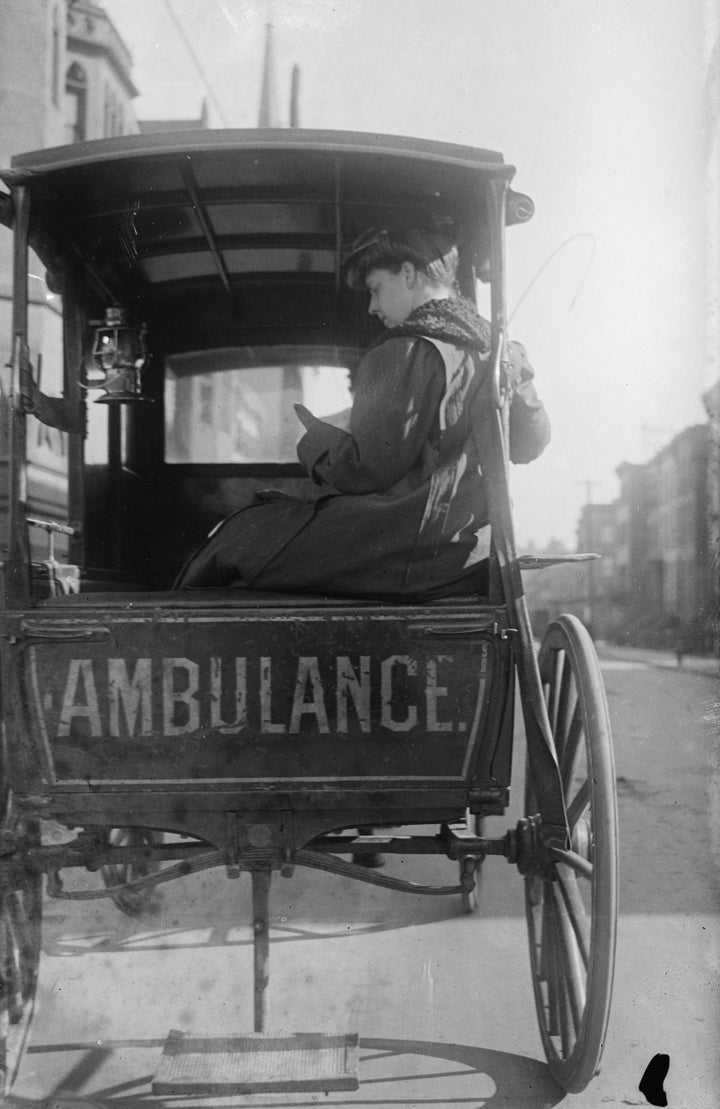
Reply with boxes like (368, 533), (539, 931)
(555, 662), (576, 750)
(0, 815), (42, 1097)
(536, 893), (549, 979)
(0, 911), (22, 1024)
(567, 779), (591, 828)
(550, 846), (593, 881)
(559, 702), (584, 791)
(547, 649), (565, 733)
(557, 964), (574, 1057)
(548, 896), (577, 1056)
(541, 892), (560, 1036)
(552, 883), (588, 1019)
(101, 828), (161, 914)
(7, 888), (32, 948)
(555, 867), (590, 968)
(0, 914), (11, 1012)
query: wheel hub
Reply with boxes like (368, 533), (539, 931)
(571, 817), (592, 862)
(513, 814), (555, 878)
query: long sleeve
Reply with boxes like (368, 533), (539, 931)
(507, 340), (551, 464)
(296, 338), (445, 493)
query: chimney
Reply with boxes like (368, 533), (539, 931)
(290, 64), (300, 127)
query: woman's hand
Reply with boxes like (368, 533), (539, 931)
(294, 403), (316, 430)
(295, 404), (352, 433)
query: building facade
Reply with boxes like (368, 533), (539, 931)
(703, 380), (720, 595)
(573, 502), (620, 639)
(64, 0), (139, 143)
(643, 426), (711, 641)
(614, 462), (649, 622)
(0, 0), (139, 559)
(524, 425), (715, 652)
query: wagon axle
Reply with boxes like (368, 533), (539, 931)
(0, 816), (562, 902)
(0, 817), (565, 1045)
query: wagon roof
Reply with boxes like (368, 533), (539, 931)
(3, 127), (512, 178)
(0, 129), (533, 353)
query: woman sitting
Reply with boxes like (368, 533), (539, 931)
(175, 227), (550, 597)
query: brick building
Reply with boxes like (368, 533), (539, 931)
(703, 381), (720, 631)
(644, 426), (711, 635)
(524, 427), (715, 652)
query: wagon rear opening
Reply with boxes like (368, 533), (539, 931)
(0, 130), (617, 1097)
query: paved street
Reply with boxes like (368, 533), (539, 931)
(7, 649), (720, 1109)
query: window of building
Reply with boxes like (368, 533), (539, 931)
(65, 62), (88, 143)
(104, 89), (124, 138)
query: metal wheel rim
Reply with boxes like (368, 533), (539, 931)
(0, 817), (42, 1098)
(525, 614), (618, 1092)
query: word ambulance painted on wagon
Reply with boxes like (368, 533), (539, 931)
(50, 651), (486, 739)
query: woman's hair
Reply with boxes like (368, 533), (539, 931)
(343, 227), (459, 292)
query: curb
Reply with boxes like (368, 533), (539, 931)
(598, 645), (718, 678)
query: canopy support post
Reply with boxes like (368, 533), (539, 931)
(479, 175), (569, 848)
(5, 184), (31, 602)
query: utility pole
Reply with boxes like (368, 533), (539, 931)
(578, 479), (598, 637)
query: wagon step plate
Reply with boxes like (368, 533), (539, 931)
(152, 1029), (359, 1095)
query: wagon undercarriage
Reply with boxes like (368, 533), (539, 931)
(0, 607), (613, 1095)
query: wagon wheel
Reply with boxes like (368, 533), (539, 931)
(0, 806), (42, 1099)
(100, 828), (162, 916)
(524, 614), (618, 1093)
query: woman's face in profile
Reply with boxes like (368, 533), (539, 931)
(365, 264), (417, 328)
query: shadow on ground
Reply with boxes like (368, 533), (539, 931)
(8, 1034), (564, 1108)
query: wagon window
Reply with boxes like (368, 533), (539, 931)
(164, 349), (353, 465)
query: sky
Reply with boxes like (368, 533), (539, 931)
(103, 0), (713, 548)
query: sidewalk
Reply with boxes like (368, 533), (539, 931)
(597, 641), (719, 678)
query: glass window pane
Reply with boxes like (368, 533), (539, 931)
(165, 352), (352, 464)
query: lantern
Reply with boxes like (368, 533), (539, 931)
(89, 306), (149, 403)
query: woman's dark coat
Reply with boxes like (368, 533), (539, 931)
(175, 299), (550, 598)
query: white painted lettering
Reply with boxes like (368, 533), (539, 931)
(51, 649), (469, 742)
(336, 656), (371, 733)
(260, 657), (285, 733)
(58, 659), (102, 737)
(381, 655), (418, 731)
(210, 657), (247, 733)
(108, 657), (152, 737)
(289, 657), (329, 733)
(425, 659), (453, 732)
(162, 658), (199, 735)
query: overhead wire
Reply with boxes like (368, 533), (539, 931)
(162, 0), (231, 126)
(509, 233), (596, 326)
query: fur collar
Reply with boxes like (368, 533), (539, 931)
(371, 296), (491, 354)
